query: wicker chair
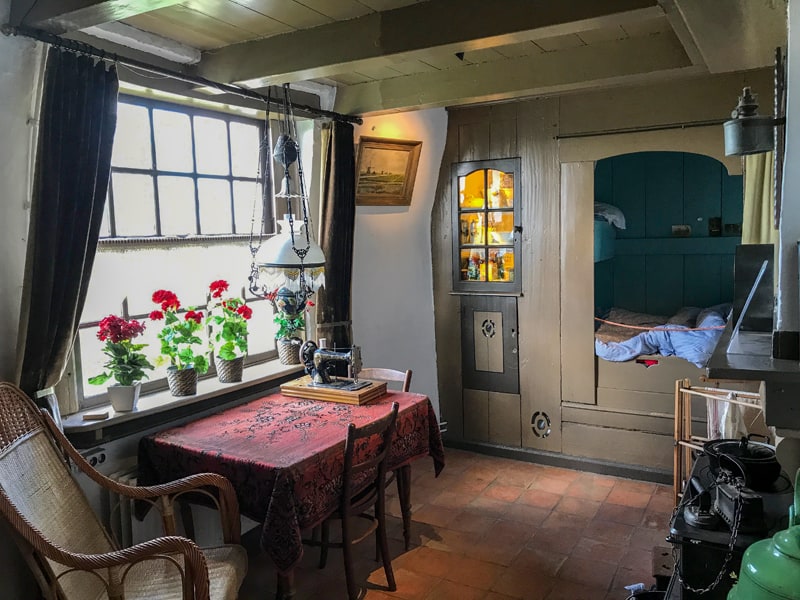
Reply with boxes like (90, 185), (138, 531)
(0, 382), (247, 600)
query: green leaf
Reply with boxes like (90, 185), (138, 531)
(88, 373), (111, 385)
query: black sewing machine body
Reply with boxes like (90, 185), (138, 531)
(299, 341), (370, 390)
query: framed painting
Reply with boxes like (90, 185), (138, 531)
(355, 136), (422, 206)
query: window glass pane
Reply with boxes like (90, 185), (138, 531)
(157, 176), (196, 235)
(488, 169), (514, 208)
(230, 122), (260, 177)
(459, 170), (486, 208)
(487, 211), (514, 244)
(198, 178), (232, 234)
(194, 116), (230, 175)
(233, 181), (262, 235)
(112, 103), (151, 169)
(460, 248), (486, 281)
(488, 248), (514, 282)
(99, 194), (112, 238)
(153, 109), (193, 172)
(111, 173), (157, 236)
(459, 213), (484, 246)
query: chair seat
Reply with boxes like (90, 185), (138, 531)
(122, 544), (248, 600)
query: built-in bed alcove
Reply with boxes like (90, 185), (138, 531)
(585, 151), (743, 471)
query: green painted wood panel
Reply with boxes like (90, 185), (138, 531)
(646, 255), (683, 315)
(683, 153), (722, 237)
(595, 151), (741, 315)
(645, 152), (683, 238)
(613, 255), (647, 313)
(722, 173), (744, 235)
(684, 254), (723, 308)
(612, 153), (646, 239)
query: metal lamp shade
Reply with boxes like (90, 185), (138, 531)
(724, 116), (775, 156)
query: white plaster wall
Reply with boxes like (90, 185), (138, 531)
(0, 7), (41, 381)
(351, 109), (447, 414)
(0, 1), (45, 596)
(778, 0), (800, 330)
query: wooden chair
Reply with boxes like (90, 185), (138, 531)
(308, 402), (399, 600)
(0, 382), (247, 600)
(358, 368), (412, 393)
(358, 368), (415, 550)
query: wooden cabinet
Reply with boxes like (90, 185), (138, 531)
(452, 158), (521, 293)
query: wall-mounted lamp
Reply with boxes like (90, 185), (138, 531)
(723, 87), (778, 155)
(723, 49), (786, 157)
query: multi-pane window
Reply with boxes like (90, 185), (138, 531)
(74, 96), (294, 408)
(103, 96), (267, 238)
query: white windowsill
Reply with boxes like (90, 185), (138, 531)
(62, 361), (304, 435)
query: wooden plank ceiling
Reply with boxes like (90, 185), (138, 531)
(10, 0), (787, 116)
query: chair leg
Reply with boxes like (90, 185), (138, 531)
(318, 520), (330, 569)
(341, 513), (357, 600)
(377, 489), (396, 592)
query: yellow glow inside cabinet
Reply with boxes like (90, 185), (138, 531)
(452, 158), (521, 293)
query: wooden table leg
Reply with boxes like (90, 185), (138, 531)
(276, 571), (295, 600)
(396, 465), (412, 551)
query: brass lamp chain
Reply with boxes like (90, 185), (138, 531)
(248, 88), (273, 296)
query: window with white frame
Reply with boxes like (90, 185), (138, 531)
(75, 94), (295, 407)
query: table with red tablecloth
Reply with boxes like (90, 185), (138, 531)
(137, 390), (445, 576)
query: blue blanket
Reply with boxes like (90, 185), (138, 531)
(595, 304), (730, 368)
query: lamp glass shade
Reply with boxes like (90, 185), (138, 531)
(257, 218), (325, 293)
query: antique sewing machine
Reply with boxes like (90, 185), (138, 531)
(299, 340), (371, 391)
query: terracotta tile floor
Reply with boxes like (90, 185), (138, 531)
(239, 449), (675, 600)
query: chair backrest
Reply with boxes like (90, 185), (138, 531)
(0, 382), (115, 600)
(358, 368), (412, 392)
(341, 402), (399, 511)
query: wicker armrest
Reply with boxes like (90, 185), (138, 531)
(0, 497), (211, 600)
(42, 413), (241, 544)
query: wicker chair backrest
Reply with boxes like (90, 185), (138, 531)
(0, 383), (114, 600)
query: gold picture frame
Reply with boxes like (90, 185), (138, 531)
(355, 136), (422, 206)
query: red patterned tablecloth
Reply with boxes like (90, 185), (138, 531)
(138, 391), (445, 573)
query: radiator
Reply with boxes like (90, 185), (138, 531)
(106, 466), (138, 548)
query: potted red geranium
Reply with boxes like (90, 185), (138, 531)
(88, 315), (154, 411)
(206, 279), (252, 383)
(150, 289), (209, 396)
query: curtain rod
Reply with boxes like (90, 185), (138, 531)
(1, 23), (363, 125)
(556, 118), (728, 140)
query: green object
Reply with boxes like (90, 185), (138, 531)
(728, 468), (800, 599)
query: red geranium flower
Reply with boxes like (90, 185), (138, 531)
(149, 310), (164, 321)
(152, 289), (180, 311)
(96, 314), (146, 344)
(185, 310), (203, 324)
(209, 279), (229, 299)
(236, 305), (253, 320)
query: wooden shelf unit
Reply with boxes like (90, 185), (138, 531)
(673, 378), (762, 505)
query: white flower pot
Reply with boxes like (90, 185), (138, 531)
(108, 383), (141, 412)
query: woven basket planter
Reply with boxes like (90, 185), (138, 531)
(166, 367), (197, 396)
(277, 338), (301, 365)
(216, 355), (244, 383)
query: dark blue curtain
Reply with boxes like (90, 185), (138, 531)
(316, 121), (356, 363)
(17, 48), (118, 412)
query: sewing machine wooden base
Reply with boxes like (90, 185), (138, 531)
(280, 375), (388, 405)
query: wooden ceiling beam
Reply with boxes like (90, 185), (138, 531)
(9, 0), (184, 34)
(197, 0), (663, 86)
(666, 0), (786, 73)
(333, 31), (697, 115)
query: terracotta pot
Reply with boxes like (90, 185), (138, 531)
(216, 355), (244, 383)
(108, 382), (141, 412)
(277, 337), (301, 365)
(166, 367), (197, 396)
